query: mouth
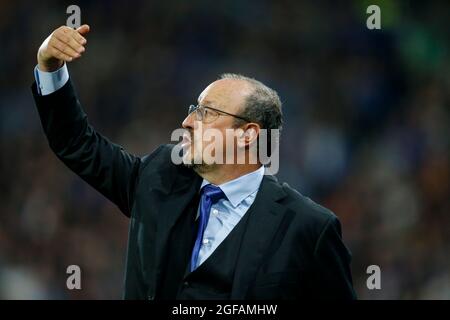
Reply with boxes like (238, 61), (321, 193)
(181, 132), (192, 149)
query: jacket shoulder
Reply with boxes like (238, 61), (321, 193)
(137, 143), (196, 188)
(279, 181), (339, 229)
(140, 143), (176, 171)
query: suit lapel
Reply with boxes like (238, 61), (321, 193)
(230, 175), (288, 299)
(152, 166), (202, 293)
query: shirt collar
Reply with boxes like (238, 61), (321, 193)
(200, 165), (265, 208)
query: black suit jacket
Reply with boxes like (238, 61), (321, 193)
(32, 79), (356, 300)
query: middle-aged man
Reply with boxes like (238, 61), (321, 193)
(31, 25), (356, 299)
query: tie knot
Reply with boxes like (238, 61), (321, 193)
(201, 184), (225, 204)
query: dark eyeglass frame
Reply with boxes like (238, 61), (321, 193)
(188, 104), (252, 123)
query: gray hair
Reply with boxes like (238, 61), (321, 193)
(220, 73), (282, 157)
(219, 73), (283, 132)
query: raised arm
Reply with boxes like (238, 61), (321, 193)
(32, 25), (141, 217)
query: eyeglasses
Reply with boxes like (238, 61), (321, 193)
(188, 104), (251, 124)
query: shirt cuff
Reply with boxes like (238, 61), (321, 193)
(34, 63), (69, 96)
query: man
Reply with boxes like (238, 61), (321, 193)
(32, 25), (356, 299)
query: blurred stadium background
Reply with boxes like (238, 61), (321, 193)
(0, 0), (448, 299)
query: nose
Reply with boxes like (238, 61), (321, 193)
(182, 112), (195, 129)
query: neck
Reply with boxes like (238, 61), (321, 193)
(196, 163), (262, 185)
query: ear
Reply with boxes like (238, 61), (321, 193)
(237, 123), (260, 148)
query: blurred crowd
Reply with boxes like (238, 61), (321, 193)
(0, 1), (448, 299)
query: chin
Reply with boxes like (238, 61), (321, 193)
(182, 159), (215, 175)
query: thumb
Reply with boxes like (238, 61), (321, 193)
(76, 24), (90, 36)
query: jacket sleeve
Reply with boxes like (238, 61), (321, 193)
(31, 79), (141, 217)
(312, 215), (357, 299)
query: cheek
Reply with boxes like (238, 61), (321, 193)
(193, 124), (232, 153)
(224, 130), (239, 150)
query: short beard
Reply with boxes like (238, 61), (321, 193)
(183, 161), (217, 175)
(182, 147), (218, 174)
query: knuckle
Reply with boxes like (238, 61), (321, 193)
(51, 47), (60, 56)
(54, 42), (63, 51)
